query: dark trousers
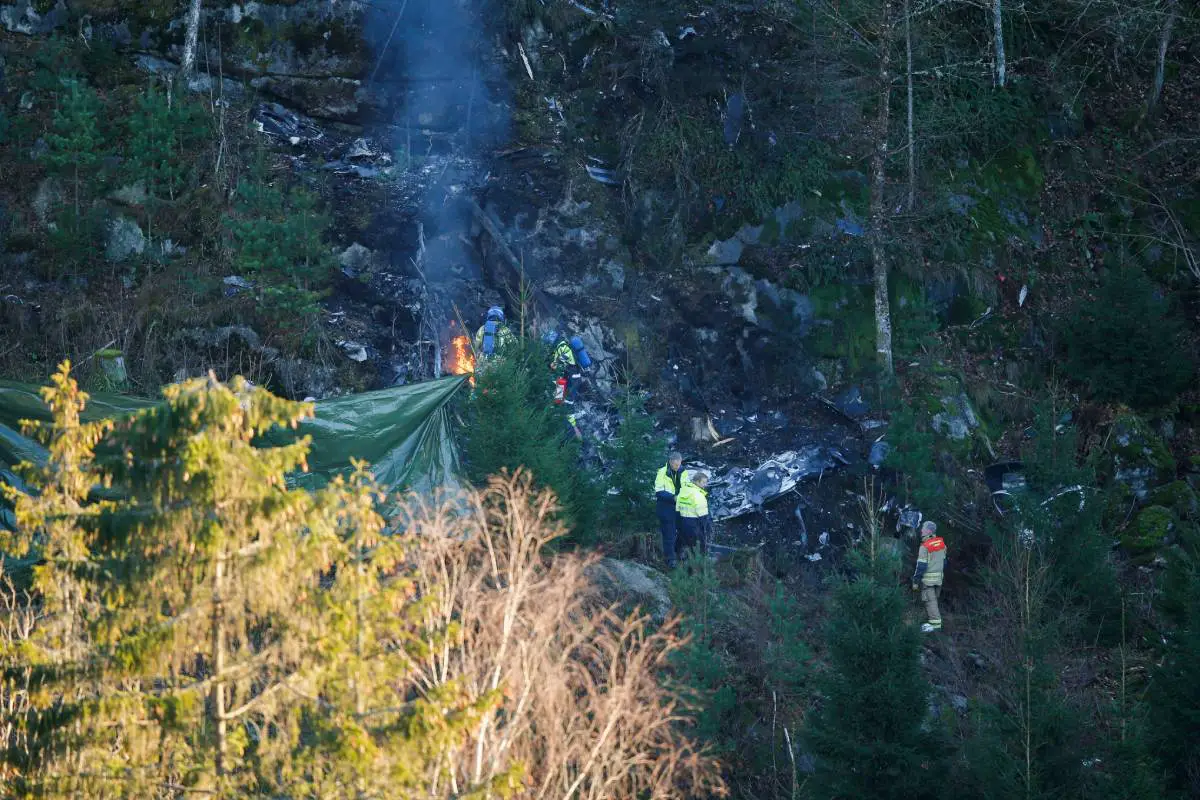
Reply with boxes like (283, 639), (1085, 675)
(658, 501), (682, 566)
(677, 516), (708, 560)
(563, 371), (582, 404)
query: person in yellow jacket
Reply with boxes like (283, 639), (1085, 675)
(675, 471), (712, 563)
(654, 452), (685, 568)
(473, 306), (515, 360)
(911, 521), (947, 633)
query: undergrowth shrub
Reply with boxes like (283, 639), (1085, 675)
(1021, 404), (1121, 644)
(883, 405), (952, 513)
(667, 563), (739, 750)
(762, 581), (810, 693)
(1059, 269), (1193, 411)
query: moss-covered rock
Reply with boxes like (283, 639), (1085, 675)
(1147, 480), (1199, 520)
(1123, 505), (1175, 554)
(1108, 412), (1176, 499)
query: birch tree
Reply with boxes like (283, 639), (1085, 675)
(992, 0), (1006, 87)
(870, 0), (896, 375)
(904, 0), (915, 211)
(1146, 0), (1179, 115)
(180, 0), (202, 78)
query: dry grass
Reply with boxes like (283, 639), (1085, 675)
(395, 471), (728, 798)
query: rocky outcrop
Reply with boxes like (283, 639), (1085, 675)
(0, 0), (67, 35)
(586, 558), (672, 623)
(7, 0), (372, 121)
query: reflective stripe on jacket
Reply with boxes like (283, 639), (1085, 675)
(654, 464), (682, 504)
(914, 536), (947, 586)
(676, 480), (709, 519)
(473, 324), (515, 357)
(551, 340), (577, 372)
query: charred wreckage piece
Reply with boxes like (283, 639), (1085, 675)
(692, 445), (843, 522)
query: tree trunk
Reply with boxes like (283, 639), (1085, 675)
(871, 0), (896, 376)
(905, 0), (915, 212)
(992, 0), (1006, 87)
(211, 547), (228, 783)
(1147, 0), (1178, 114)
(180, 0), (203, 79)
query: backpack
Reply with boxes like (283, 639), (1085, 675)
(481, 320), (499, 356)
(568, 335), (593, 369)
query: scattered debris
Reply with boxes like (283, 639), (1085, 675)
(695, 447), (838, 521)
(585, 158), (620, 185)
(223, 276), (254, 296)
(253, 102), (324, 146)
(517, 42), (535, 81)
(337, 340), (369, 362)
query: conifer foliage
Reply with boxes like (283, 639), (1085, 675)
(804, 516), (940, 800)
(0, 364), (721, 798)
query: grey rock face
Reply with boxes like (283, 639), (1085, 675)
(106, 216), (146, 263)
(586, 558), (672, 623)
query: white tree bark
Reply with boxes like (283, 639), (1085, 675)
(905, 0), (915, 212)
(871, 0), (896, 376)
(992, 0), (1006, 87)
(1147, 0), (1178, 114)
(180, 0), (203, 79)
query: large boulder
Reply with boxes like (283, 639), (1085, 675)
(586, 558), (672, 623)
(105, 216), (146, 263)
(1109, 414), (1176, 500)
(1, 0), (67, 35)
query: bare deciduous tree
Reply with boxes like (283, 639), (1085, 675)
(1146, 0), (1179, 114)
(394, 472), (728, 799)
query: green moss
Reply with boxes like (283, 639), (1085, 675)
(1124, 505), (1175, 554)
(1147, 481), (1198, 520)
(808, 284), (875, 371)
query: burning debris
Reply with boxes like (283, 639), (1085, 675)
(444, 320), (476, 382)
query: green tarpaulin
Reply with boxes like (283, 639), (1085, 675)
(0, 375), (467, 508)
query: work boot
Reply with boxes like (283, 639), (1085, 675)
(921, 621), (942, 634)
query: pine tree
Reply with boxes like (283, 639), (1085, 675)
(803, 530), (940, 799)
(44, 79), (106, 216)
(3, 368), (347, 795)
(225, 172), (334, 341)
(124, 84), (207, 241)
(1147, 518), (1200, 796)
(961, 528), (1094, 800)
(599, 388), (663, 543)
(0, 363), (114, 786)
(3, 367), (724, 798)
(462, 339), (598, 538)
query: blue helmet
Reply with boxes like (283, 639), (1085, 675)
(542, 329), (560, 345)
(486, 305), (504, 323)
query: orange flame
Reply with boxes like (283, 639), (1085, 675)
(450, 335), (475, 382)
